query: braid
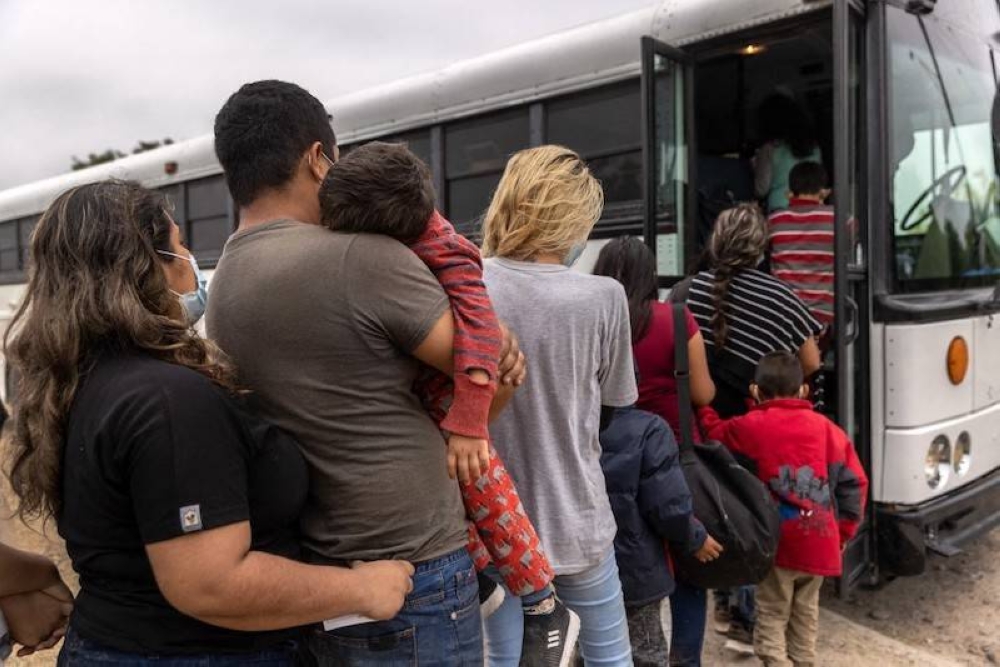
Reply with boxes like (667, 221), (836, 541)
(706, 203), (768, 352)
(710, 264), (734, 349)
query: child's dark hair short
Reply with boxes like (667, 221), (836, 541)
(755, 351), (804, 399)
(319, 141), (435, 243)
(788, 161), (828, 197)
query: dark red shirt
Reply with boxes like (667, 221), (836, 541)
(634, 301), (700, 443)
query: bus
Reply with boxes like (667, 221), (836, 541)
(1, 0), (999, 592)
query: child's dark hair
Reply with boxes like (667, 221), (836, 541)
(754, 351), (804, 399)
(319, 141), (435, 243)
(788, 161), (828, 197)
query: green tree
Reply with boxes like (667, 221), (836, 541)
(70, 138), (175, 171)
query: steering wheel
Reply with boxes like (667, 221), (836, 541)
(899, 165), (967, 232)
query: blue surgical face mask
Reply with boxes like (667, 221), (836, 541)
(158, 250), (208, 325)
(563, 242), (587, 267)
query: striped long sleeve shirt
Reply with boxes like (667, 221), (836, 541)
(409, 211), (502, 440)
(768, 199), (835, 327)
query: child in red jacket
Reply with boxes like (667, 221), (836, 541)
(698, 351), (868, 667)
(320, 142), (577, 666)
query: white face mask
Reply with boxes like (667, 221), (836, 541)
(157, 250), (208, 324)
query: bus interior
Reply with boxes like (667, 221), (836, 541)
(684, 13), (838, 410)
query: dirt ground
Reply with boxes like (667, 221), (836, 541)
(2, 490), (998, 667)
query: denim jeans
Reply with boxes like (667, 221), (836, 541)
(484, 549), (631, 666)
(669, 581), (706, 667)
(57, 627), (298, 666)
(305, 547), (481, 666)
(714, 586), (756, 631)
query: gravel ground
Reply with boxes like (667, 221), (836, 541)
(2, 487), (998, 667)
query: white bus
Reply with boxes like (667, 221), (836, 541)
(1, 0), (999, 592)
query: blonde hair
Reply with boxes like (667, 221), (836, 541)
(481, 145), (604, 260)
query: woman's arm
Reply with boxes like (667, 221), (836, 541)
(687, 332), (716, 407)
(798, 336), (822, 377)
(0, 543), (62, 598)
(146, 522), (414, 632)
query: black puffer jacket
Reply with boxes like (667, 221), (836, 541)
(599, 406), (705, 607)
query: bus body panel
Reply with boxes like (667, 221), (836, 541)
(973, 315), (1000, 411)
(884, 320), (975, 428)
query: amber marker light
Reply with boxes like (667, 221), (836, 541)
(946, 336), (969, 385)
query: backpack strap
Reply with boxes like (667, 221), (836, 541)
(673, 302), (695, 453)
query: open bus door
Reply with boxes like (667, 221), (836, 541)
(835, 0), (876, 595)
(641, 36), (696, 287)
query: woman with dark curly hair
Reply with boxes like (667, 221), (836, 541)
(4, 180), (413, 666)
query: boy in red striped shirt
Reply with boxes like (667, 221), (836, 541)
(768, 161), (835, 331)
(320, 141), (579, 666)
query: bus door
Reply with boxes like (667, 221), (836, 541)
(641, 36), (696, 288)
(835, 0), (875, 594)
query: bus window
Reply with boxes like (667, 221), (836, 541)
(185, 176), (232, 263)
(546, 81), (643, 215)
(889, 7), (1000, 290)
(445, 108), (529, 236)
(16, 216), (37, 271)
(0, 221), (18, 279)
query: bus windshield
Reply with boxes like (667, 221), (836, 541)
(889, 5), (1000, 292)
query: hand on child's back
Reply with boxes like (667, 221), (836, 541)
(447, 434), (490, 483)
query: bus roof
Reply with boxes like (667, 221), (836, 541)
(0, 0), (825, 221)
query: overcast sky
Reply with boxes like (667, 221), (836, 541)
(0, 0), (655, 190)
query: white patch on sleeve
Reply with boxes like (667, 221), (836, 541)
(179, 504), (203, 533)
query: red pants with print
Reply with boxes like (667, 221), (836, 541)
(461, 443), (554, 596)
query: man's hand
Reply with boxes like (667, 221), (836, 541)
(0, 589), (72, 656)
(351, 560), (415, 621)
(498, 322), (526, 386)
(447, 434), (490, 483)
(694, 535), (724, 563)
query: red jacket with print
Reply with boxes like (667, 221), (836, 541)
(698, 399), (869, 577)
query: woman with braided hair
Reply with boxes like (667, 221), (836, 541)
(684, 203), (822, 650)
(686, 203), (822, 420)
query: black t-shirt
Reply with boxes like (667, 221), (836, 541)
(59, 350), (308, 654)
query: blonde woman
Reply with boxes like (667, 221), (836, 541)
(481, 146), (637, 666)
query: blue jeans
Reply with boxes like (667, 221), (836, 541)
(305, 547), (481, 666)
(669, 581), (707, 667)
(713, 586), (756, 631)
(57, 627), (298, 666)
(484, 549), (631, 666)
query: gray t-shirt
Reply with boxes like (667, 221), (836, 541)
(483, 258), (638, 574)
(206, 220), (467, 563)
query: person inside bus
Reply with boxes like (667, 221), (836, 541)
(208, 80), (524, 665)
(753, 93), (822, 213)
(698, 351), (868, 667)
(682, 203), (823, 648)
(319, 141), (579, 666)
(477, 145), (638, 667)
(593, 237), (722, 667)
(768, 161), (835, 332)
(3, 180), (415, 666)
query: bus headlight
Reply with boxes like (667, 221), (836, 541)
(954, 431), (971, 476)
(925, 435), (951, 489)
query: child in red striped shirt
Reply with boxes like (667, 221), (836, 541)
(320, 141), (579, 665)
(768, 161), (835, 330)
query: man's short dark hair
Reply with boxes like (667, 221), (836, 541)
(319, 141), (435, 243)
(214, 80), (336, 207)
(755, 351), (804, 399)
(788, 161), (828, 197)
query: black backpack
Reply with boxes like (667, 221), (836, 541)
(669, 302), (781, 589)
